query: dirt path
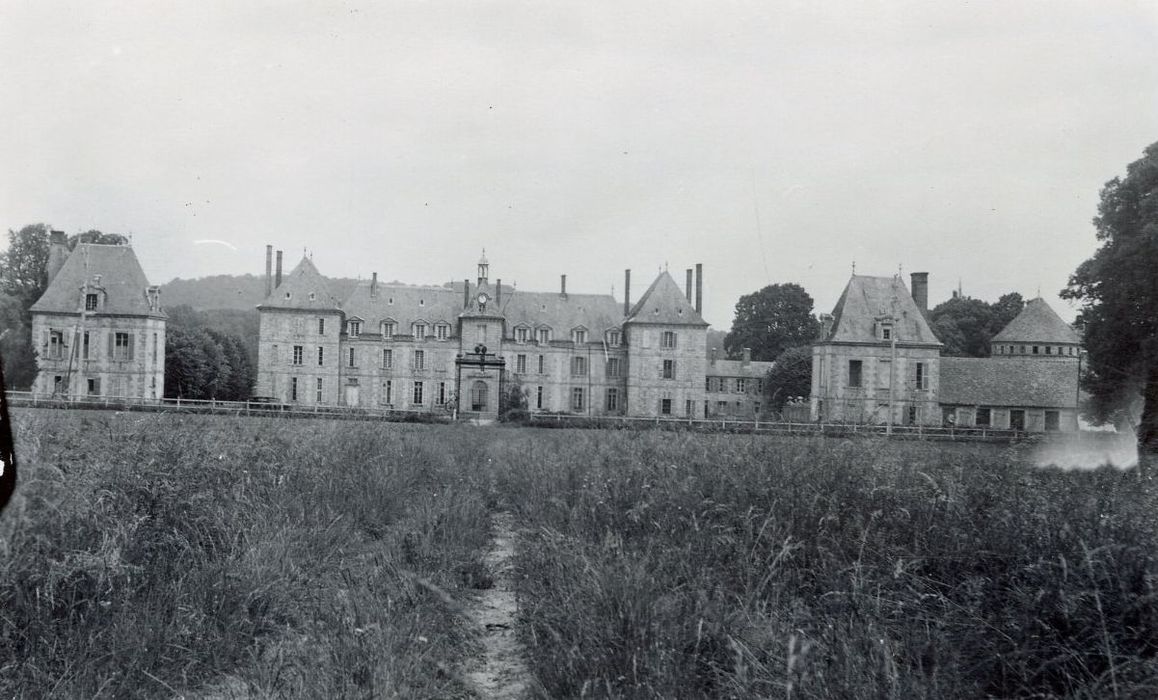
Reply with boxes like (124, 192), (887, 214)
(467, 511), (532, 699)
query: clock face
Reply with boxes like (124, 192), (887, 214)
(477, 292), (489, 305)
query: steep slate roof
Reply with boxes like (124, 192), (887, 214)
(260, 257), (342, 311)
(341, 282), (463, 330)
(823, 275), (940, 346)
(991, 297), (1081, 344)
(340, 279), (626, 337)
(940, 357), (1078, 408)
(625, 271), (707, 326)
(31, 244), (162, 317)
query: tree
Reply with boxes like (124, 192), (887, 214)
(763, 345), (812, 413)
(929, 292), (1025, 357)
(164, 327), (210, 399)
(0, 291), (37, 389)
(1062, 141), (1158, 472)
(0, 224), (50, 309)
(500, 375), (529, 422)
(724, 283), (819, 362)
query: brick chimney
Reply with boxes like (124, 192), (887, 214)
(560, 274), (567, 299)
(695, 263), (703, 315)
(742, 347), (751, 366)
(910, 272), (929, 314)
(623, 269), (631, 316)
(370, 272), (378, 298)
(46, 230), (69, 284)
(463, 279), (470, 309)
(819, 313), (835, 340)
(265, 245), (273, 297)
(275, 250), (283, 288)
(685, 268), (693, 303)
(496, 278), (502, 308)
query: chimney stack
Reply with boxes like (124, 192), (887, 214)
(463, 279), (470, 309)
(910, 272), (929, 314)
(710, 346), (718, 366)
(685, 268), (693, 303)
(371, 272), (378, 298)
(275, 250), (283, 288)
(496, 279), (502, 308)
(624, 269), (631, 316)
(695, 263), (703, 315)
(46, 230), (69, 284)
(265, 245), (273, 297)
(560, 274), (567, 298)
(742, 348), (751, 366)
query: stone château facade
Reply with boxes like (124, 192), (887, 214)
(29, 233), (166, 399)
(810, 272), (1081, 432)
(255, 251), (754, 420)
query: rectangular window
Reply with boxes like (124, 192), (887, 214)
(881, 324), (892, 341)
(348, 320), (362, 337)
(290, 377), (299, 401)
(437, 382), (447, 405)
(661, 359), (675, 379)
(661, 331), (676, 349)
(436, 324), (448, 340)
(536, 386), (544, 410)
(705, 377), (713, 392)
(907, 406), (917, 424)
(660, 398), (672, 415)
(382, 348), (393, 368)
(538, 355), (545, 374)
(849, 360), (863, 388)
(316, 377), (323, 402)
(152, 333), (157, 363)
(87, 377), (101, 396)
(113, 332), (132, 361)
(85, 293), (98, 311)
(413, 381), (424, 405)
(571, 387), (585, 412)
(686, 399), (693, 417)
(318, 318), (325, 335)
(736, 378), (747, 393)
(381, 321), (395, 338)
(48, 330), (65, 360)
(348, 347), (356, 368)
(915, 362), (926, 390)
(82, 331), (90, 360)
(293, 345), (303, 366)
(414, 323), (427, 339)
(976, 407), (991, 427)
(1045, 410), (1060, 431)
(318, 346), (325, 366)
(572, 329), (587, 344)
(605, 387), (619, 412)
(607, 330), (621, 346)
(383, 380), (392, 404)
(606, 357), (621, 378)
(414, 350), (425, 370)
(571, 356), (587, 376)
(537, 328), (550, 344)
(1032, 345), (1039, 354)
(516, 354), (527, 374)
(516, 327), (528, 343)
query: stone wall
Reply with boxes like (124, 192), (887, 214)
(623, 324), (707, 418)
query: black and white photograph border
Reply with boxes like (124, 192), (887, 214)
(1, 2), (1156, 698)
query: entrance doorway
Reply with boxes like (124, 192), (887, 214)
(345, 384), (359, 407)
(1010, 409), (1025, 431)
(471, 380), (489, 412)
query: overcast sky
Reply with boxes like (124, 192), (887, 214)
(2, 1), (1156, 328)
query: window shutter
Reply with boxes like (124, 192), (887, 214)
(128, 334), (135, 361)
(108, 331), (115, 359)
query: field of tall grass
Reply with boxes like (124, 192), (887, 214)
(2, 410), (1156, 698)
(1, 410), (493, 698)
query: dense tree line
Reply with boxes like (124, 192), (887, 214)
(164, 309), (255, 401)
(928, 292), (1025, 357)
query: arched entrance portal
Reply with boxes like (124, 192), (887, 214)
(471, 380), (489, 412)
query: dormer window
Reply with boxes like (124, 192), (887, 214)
(607, 330), (621, 347)
(435, 323), (449, 340)
(537, 327), (551, 344)
(381, 320), (396, 338)
(571, 328), (587, 344)
(347, 320), (362, 337)
(85, 293), (98, 311)
(515, 326), (529, 344)
(879, 323), (893, 341)
(309, 292), (316, 301)
(284, 291), (292, 299)
(413, 322), (427, 339)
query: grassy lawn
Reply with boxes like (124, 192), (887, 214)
(2, 411), (1156, 698)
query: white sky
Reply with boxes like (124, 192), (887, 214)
(2, 1), (1156, 328)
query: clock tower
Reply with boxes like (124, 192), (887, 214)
(455, 249), (507, 419)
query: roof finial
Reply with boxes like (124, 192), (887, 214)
(851, 260), (856, 276)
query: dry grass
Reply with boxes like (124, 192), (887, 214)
(3, 413), (1156, 698)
